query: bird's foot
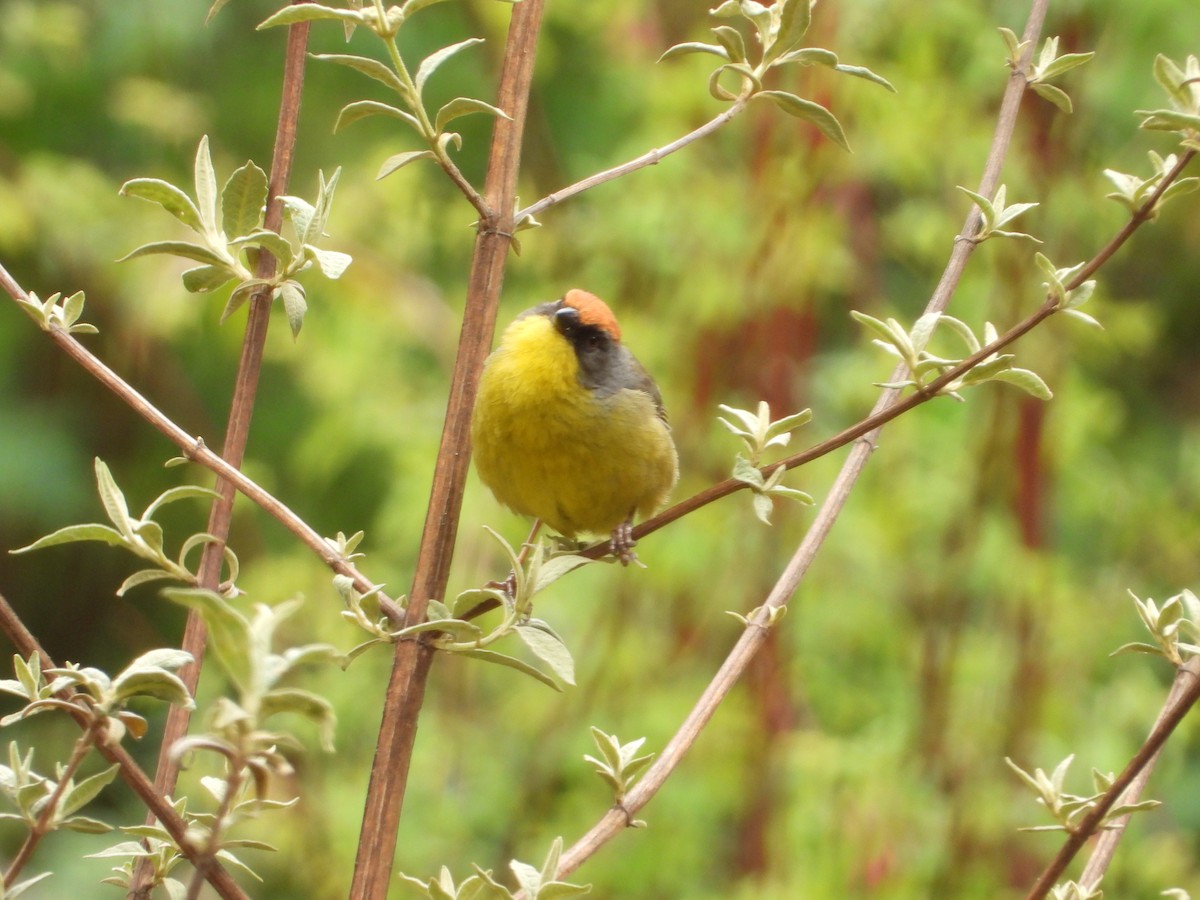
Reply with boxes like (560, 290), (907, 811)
(611, 521), (640, 567)
(485, 570), (518, 599)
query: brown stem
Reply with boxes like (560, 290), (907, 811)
(348, 3), (546, 897)
(133, 12), (311, 896)
(0, 592), (248, 900)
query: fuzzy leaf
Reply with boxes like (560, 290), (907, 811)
(119, 178), (203, 232)
(335, 100), (421, 133)
(182, 265), (237, 294)
(455, 649), (562, 692)
(221, 162), (268, 239)
(516, 620), (576, 686)
(304, 245), (353, 279)
(435, 97), (510, 134)
(312, 53), (406, 95)
(416, 38), (484, 97)
(116, 241), (228, 267)
(658, 42), (730, 64)
(757, 91), (850, 149)
(279, 281), (307, 339)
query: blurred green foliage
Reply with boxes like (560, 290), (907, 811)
(2, 0), (1200, 897)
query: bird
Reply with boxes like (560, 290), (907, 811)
(471, 289), (678, 565)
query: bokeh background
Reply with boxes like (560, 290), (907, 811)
(2, 0), (1200, 896)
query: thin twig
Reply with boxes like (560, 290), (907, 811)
(536, 0), (1052, 885)
(0, 592), (248, 900)
(1076, 657), (1200, 886)
(2, 716), (102, 889)
(348, 2), (547, 897)
(1026, 660), (1200, 899)
(146, 6), (314, 850)
(515, 98), (749, 223)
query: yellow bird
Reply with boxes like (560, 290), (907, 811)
(471, 289), (678, 564)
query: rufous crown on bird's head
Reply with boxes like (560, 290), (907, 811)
(562, 289), (621, 342)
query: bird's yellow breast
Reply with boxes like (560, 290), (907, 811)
(471, 314), (677, 537)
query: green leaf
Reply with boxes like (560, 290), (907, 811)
(416, 38), (484, 97)
(93, 458), (134, 537)
(755, 91), (849, 151)
(1032, 82), (1073, 114)
(731, 455), (765, 488)
(711, 26), (747, 65)
(1038, 50), (1094, 80)
(279, 281), (307, 339)
(182, 265), (237, 294)
(658, 42), (730, 64)
(767, 0), (812, 66)
(303, 245), (353, 279)
(231, 229), (294, 270)
(434, 97), (510, 134)
(60, 763), (120, 818)
(5, 873), (53, 898)
(1136, 108), (1200, 133)
(454, 649), (562, 692)
(516, 620), (576, 686)
(834, 62), (896, 92)
(193, 135), (219, 236)
(751, 491), (774, 525)
(110, 668), (194, 710)
(116, 568), (179, 596)
(312, 53), (406, 95)
(116, 241), (229, 267)
(221, 161), (268, 239)
(259, 688), (336, 751)
(991, 368), (1053, 400)
(118, 178), (203, 232)
(161, 589), (253, 694)
(377, 150), (436, 180)
(257, 3), (365, 29)
(10, 523), (127, 553)
(334, 100), (421, 134)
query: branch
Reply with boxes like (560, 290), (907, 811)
(1027, 659), (1200, 899)
(0, 262), (402, 623)
(349, 2), (547, 898)
(0, 592), (248, 900)
(515, 97), (749, 223)
(536, 0), (1053, 884)
(145, 7), (315, 860)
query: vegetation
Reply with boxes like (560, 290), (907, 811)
(1, 0), (1199, 897)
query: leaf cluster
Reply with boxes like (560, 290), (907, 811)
(400, 837), (590, 900)
(10, 458), (238, 599)
(1112, 589), (1200, 667)
(718, 402), (814, 524)
(852, 310), (1053, 402)
(957, 183), (1041, 244)
(1104, 151), (1199, 221)
(0, 742), (118, 837)
(1000, 29), (1094, 114)
(258, 1), (513, 189)
(119, 137), (351, 337)
(660, 0), (893, 151)
(1136, 54), (1200, 149)
(583, 728), (654, 814)
(1006, 754), (1160, 834)
(13, 290), (97, 336)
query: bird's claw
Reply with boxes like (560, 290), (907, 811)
(611, 521), (638, 567)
